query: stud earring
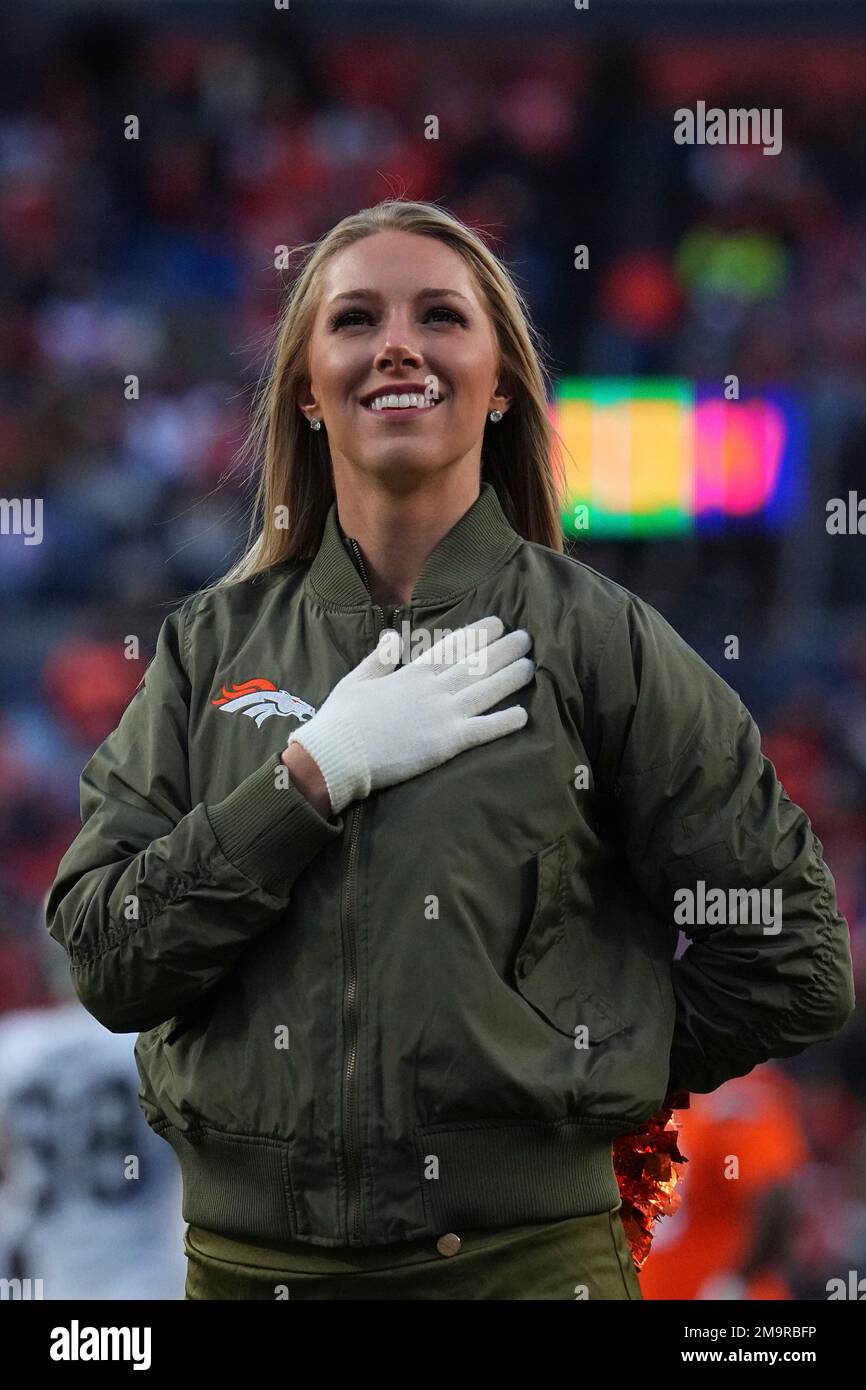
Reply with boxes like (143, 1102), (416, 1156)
(489, 409), (503, 423)
(310, 418), (322, 431)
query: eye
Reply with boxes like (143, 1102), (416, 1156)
(426, 306), (467, 325)
(329, 309), (371, 329)
(329, 306), (467, 330)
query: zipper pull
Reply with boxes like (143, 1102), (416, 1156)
(391, 607), (403, 666)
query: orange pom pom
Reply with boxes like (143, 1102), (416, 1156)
(612, 1093), (690, 1271)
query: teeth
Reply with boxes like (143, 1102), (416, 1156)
(367, 393), (440, 411)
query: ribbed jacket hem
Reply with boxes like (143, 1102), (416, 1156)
(412, 1118), (623, 1233)
(153, 1117), (623, 1248)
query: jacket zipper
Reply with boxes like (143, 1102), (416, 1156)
(340, 800), (365, 1243)
(341, 537), (403, 1241)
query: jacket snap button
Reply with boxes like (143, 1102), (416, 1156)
(518, 956), (534, 979)
(436, 1232), (462, 1257)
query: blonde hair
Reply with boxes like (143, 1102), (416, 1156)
(195, 198), (566, 599)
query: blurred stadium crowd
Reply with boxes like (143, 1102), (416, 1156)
(0, 10), (864, 1298)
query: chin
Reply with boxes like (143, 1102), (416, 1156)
(353, 451), (448, 482)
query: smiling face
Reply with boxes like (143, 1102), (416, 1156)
(299, 229), (511, 488)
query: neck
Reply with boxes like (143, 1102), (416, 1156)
(335, 471), (482, 608)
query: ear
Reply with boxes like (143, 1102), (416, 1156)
(488, 383), (513, 417)
(297, 382), (319, 424)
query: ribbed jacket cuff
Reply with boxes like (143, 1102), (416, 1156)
(287, 717), (371, 816)
(205, 754), (343, 895)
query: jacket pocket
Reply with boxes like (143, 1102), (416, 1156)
(513, 835), (628, 1044)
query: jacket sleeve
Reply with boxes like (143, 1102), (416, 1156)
(587, 592), (856, 1095)
(45, 599), (345, 1034)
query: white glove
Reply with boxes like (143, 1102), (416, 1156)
(286, 615), (534, 815)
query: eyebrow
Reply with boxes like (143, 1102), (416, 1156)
(328, 287), (472, 305)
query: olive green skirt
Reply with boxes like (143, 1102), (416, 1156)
(183, 1204), (643, 1301)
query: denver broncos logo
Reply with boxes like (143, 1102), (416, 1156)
(211, 679), (317, 729)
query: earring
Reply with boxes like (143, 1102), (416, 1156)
(489, 410), (503, 423)
(310, 418), (322, 431)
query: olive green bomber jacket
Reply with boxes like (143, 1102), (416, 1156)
(45, 482), (856, 1248)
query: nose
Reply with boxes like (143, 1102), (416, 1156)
(373, 332), (423, 374)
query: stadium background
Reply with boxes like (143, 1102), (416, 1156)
(0, 0), (864, 1299)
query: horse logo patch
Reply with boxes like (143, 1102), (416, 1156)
(212, 678), (317, 729)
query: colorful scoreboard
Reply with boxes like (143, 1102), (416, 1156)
(552, 379), (806, 539)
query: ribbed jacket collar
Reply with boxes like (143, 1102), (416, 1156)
(303, 481), (523, 610)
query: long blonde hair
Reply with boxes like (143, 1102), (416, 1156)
(195, 199), (566, 598)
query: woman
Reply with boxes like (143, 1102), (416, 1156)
(46, 200), (855, 1301)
